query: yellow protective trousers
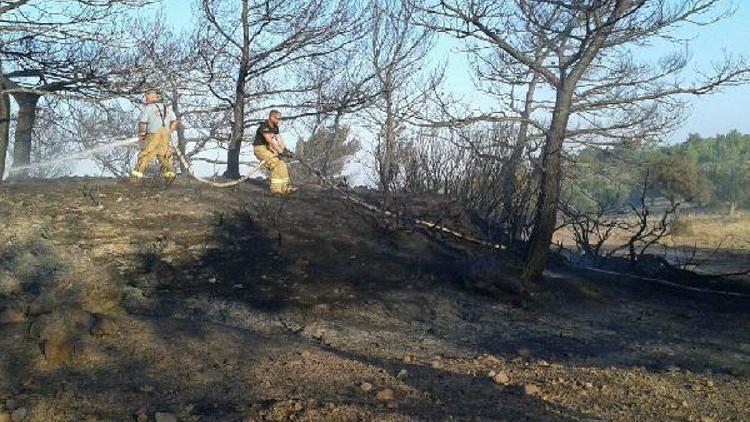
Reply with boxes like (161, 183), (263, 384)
(253, 145), (290, 193)
(132, 128), (175, 178)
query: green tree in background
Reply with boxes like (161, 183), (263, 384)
(677, 131), (750, 214)
(647, 153), (712, 206)
(294, 126), (360, 183)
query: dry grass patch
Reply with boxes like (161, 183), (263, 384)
(554, 212), (750, 252)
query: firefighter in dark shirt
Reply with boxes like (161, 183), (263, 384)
(253, 110), (296, 194)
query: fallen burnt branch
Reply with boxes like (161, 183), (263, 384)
(285, 150), (506, 252)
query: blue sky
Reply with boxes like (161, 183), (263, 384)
(656, 1), (750, 141)
(155, 0), (750, 144)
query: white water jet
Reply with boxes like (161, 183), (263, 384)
(8, 137), (140, 173)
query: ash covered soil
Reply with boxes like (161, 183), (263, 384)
(0, 178), (748, 422)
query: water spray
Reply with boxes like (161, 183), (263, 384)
(7, 136), (140, 173)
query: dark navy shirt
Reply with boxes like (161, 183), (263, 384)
(253, 121), (279, 146)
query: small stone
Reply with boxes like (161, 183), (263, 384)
(430, 359), (443, 369)
(397, 369), (408, 380)
(299, 350), (312, 358)
(154, 412), (177, 422)
(360, 382), (374, 392)
(386, 401), (398, 409)
(682, 401), (688, 407)
(10, 408), (26, 422)
(706, 380), (714, 387)
(402, 354), (415, 364)
(523, 384), (540, 396)
(376, 389), (395, 401)
(538, 360), (550, 366)
(492, 372), (510, 385)
(584, 382), (594, 390)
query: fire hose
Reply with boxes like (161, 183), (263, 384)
(171, 144), (272, 188)
(281, 149), (506, 251)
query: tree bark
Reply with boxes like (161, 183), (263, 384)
(521, 86), (573, 282)
(0, 80), (9, 183)
(224, 98), (246, 179)
(501, 74), (539, 245)
(11, 93), (40, 173)
(223, 0), (250, 179)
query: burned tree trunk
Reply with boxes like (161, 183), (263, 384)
(11, 92), (40, 169)
(0, 80), (10, 183)
(521, 87), (573, 281)
(222, 0), (250, 180)
(224, 89), (247, 179)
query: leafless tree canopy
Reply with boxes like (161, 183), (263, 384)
(415, 0), (750, 281)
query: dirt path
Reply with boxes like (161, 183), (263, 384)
(0, 178), (748, 421)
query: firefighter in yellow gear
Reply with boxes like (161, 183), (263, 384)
(131, 89), (178, 183)
(253, 110), (297, 194)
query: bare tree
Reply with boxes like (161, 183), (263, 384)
(196, 0), (358, 179)
(292, 44), (378, 179)
(421, 0), (750, 282)
(392, 122), (541, 245)
(560, 149), (713, 270)
(365, 0), (435, 192)
(0, 0), (155, 179)
(0, 75), (10, 179)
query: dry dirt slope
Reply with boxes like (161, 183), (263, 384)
(0, 177), (748, 422)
